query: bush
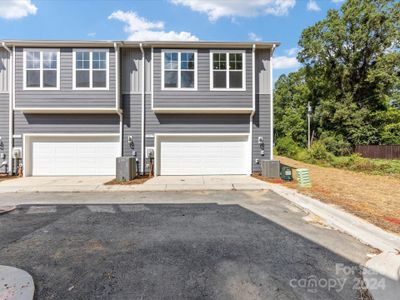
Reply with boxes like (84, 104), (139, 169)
(294, 148), (311, 162)
(308, 141), (332, 161)
(319, 133), (352, 156)
(275, 136), (301, 158)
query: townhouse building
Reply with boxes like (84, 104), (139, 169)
(0, 40), (278, 176)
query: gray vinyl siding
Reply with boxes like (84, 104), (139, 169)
(14, 47), (116, 108)
(122, 93), (250, 172)
(153, 48), (253, 108)
(0, 93), (9, 170)
(255, 49), (271, 94)
(0, 49), (9, 93)
(121, 48), (151, 94)
(13, 113), (119, 150)
(252, 94), (272, 172)
(122, 93), (143, 164)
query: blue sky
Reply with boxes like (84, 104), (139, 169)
(0, 0), (345, 81)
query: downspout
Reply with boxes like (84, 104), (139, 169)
(270, 44), (276, 160)
(139, 43), (145, 174)
(249, 44), (256, 175)
(2, 42), (13, 175)
(114, 42), (123, 157)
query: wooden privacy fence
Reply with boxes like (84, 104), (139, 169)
(355, 145), (400, 159)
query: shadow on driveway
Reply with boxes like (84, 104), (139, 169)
(0, 203), (373, 299)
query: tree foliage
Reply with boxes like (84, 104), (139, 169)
(274, 0), (400, 154)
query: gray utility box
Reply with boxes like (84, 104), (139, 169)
(116, 156), (136, 181)
(261, 160), (280, 178)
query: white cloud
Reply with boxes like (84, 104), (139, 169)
(88, 32), (96, 37)
(108, 10), (198, 41)
(331, 0), (345, 3)
(248, 32), (262, 42)
(273, 55), (300, 69)
(0, 0), (37, 20)
(171, 0), (296, 22)
(307, 0), (320, 11)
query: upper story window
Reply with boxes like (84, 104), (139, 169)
(162, 50), (197, 90)
(23, 49), (60, 90)
(73, 49), (109, 90)
(210, 51), (246, 91)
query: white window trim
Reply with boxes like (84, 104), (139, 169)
(161, 49), (198, 91)
(23, 48), (60, 91)
(72, 49), (109, 91)
(210, 50), (246, 91)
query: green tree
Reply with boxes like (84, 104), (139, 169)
(274, 0), (400, 154)
(274, 69), (310, 147)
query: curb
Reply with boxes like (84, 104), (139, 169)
(264, 183), (400, 300)
(0, 206), (16, 214)
(0, 184), (270, 193)
(264, 183), (400, 252)
(363, 251), (400, 300)
(0, 265), (34, 300)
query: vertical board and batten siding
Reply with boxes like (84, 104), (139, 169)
(153, 48), (253, 108)
(121, 48), (151, 94)
(0, 49), (9, 93)
(13, 113), (119, 150)
(0, 94), (9, 168)
(14, 47), (116, 108)
(255, 49), (271, 94)
(0, 50), (9, 168)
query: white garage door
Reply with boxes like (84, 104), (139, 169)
(29, 136), (119, 176)
(158, 135), (249, 175)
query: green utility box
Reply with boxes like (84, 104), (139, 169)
(280, 164), (293, 181)
(296, 168), (312, 187)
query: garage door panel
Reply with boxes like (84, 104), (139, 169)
(30, 137), (119, 176)
(159, 135), (248, 175)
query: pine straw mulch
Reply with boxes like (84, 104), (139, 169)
(256, 156), (400, 235)
(0, 174), (17, 182)
(104, 175), (152, 185)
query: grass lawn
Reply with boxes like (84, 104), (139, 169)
(276, 155), (400, 235)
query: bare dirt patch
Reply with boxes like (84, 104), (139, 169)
(270, 156), (400, 234)
(104, 175), (152, 185)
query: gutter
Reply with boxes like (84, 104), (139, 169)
(1, 42), (13, 175)
(114, 42), (123, 157)
(249, 44), (256, 174)
(139, 43), (145, 174)
(270, 44), (276, 160)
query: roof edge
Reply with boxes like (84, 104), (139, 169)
(1, 40), (280, 49)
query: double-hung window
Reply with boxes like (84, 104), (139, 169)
(73, 49), (108, 89)
(211, 51), (245, 90)
(24, 49), (60, 89)
(162, 50), (197, 90)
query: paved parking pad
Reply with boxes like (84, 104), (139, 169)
(0, 203), (370, 299)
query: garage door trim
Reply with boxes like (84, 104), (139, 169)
(154, 133), (251, 176)
(23, 133), (120, 177)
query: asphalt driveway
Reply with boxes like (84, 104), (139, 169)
(0, 191), (372, 299)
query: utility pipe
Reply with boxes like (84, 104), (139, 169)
(1, 42), (13, 175)
(139, 43), (145, 174)
(114, 42), (123, 157)
(270, 44), (276, 160)
(249, 44), (256, 174)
